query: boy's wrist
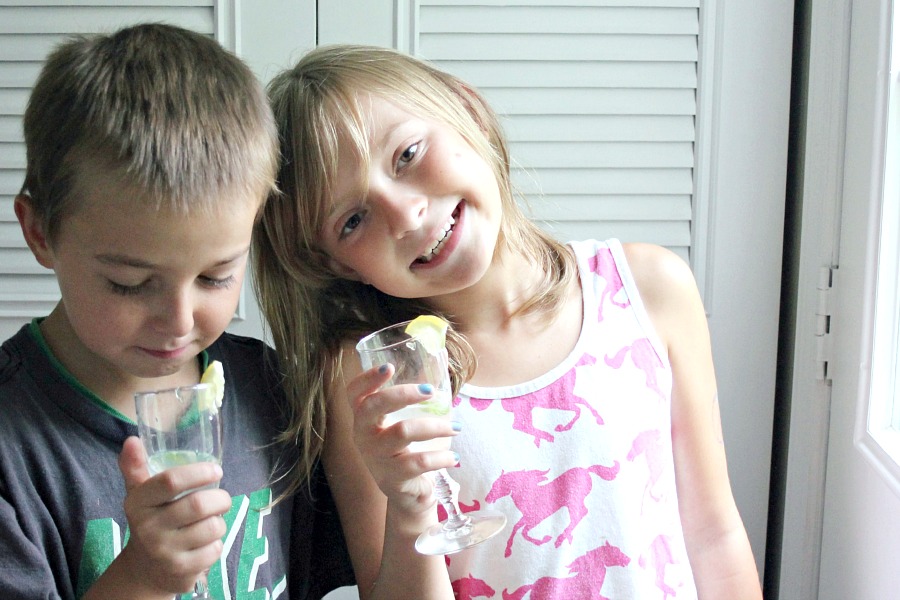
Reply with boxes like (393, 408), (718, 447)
(81, 544), (184, 600)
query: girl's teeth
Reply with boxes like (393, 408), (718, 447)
(418, 216), (456, 263)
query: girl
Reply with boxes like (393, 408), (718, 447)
(254, 44), (762, 599)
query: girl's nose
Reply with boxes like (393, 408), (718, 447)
(372, 184), (427, 238)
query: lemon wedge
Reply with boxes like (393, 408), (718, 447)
(199, 360), (225, 412)
(404, 315), (449, 354)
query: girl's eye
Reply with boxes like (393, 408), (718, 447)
(340, 212), (365, 238)
(398, 142), (419, 168)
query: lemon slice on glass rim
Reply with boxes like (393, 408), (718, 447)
(404, 315), (449, 354)
(199, 360), (225, 412)
(405, 316), (451, 416)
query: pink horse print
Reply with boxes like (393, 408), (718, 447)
(453, 574), (497, 599)
(589, 247), (630, 322)
(501, 541), (631, 600)
(486, 463), (620, 558)
(493, 354), (603, 447)
(605, 337), (666, 400)
(639, 534), (680, 599)
(627, 429), (667, 511)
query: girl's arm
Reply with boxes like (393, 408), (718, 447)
(625, 243), (763, 600)
(322, 347), (456, 600)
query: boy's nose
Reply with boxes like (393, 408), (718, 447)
(154, 289), (195, 337)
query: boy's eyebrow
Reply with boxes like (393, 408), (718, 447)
(96, 247), (250, 268)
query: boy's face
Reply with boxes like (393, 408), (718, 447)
(20, 180), (261, 400)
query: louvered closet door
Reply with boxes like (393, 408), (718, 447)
(413, 1), (700, 268)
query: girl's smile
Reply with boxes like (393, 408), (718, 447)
(411, 203), (462, 269)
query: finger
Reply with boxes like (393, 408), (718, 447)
(346, 363), (394, 409)
(396, 447), (461, 476)
(119, 436), (151, 492)
(146, 463), (224, 505)
(175, 513), (228, 550)
(395, 416), (461, 446)
(357, 382), (434, 427)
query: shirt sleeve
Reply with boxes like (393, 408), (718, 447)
(0, 490), (65, 599)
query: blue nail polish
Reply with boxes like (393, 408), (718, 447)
(417, 383), (433, 394)
(378, 364), (389, 374)
(451, 421), (463, 432)
(452, 452), (460, 463)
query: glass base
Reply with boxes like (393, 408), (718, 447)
(414, 510), (507, 555)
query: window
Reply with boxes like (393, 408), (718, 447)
(859, 0), (900, 495)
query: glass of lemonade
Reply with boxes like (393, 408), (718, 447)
(134, 382), (222, 598)
(357, 320), (506, 555)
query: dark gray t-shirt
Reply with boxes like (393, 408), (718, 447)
(0, 322), (354, 599)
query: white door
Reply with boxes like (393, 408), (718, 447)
(779, 0), (900, 598)
(319, 0), (793, 583)
(816, 0), (900, 597)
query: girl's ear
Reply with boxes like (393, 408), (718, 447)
(14, 194), (55, 269)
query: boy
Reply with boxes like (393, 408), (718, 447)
(0, 23), (353, 599)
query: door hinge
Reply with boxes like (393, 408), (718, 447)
(815, 266), (836, 383)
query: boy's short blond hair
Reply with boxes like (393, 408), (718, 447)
(21, 22), (278, 243)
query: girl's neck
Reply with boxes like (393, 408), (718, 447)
(430, 247), (549, 335)
(442, 245), (584, 388)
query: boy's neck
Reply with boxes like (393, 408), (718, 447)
(38, 307), (201, 421)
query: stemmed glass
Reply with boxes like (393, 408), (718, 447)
(356, 321), (506, 555)
(135, 383), (223, 599)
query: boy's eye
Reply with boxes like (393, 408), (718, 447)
(398, 142), (419, 168)
(199, 275), (236, 289)
(107, 280), (145, 296)
(340, 212), (364, 237)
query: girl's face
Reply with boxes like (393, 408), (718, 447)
(24, 179), (261, 397)
(319, 96), (503, 300)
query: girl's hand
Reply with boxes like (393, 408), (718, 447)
(347, 364), (458, 515)
(111, 436), (232, 596)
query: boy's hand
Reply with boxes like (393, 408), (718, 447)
(114, 436), (231, 596)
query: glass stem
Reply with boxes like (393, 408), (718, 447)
(433, 468), (472, 533)
(192, 572), (212, 599)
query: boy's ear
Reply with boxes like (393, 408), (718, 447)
(14, 194), (55, 269)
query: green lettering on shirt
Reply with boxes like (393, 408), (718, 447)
(78, 489), (283, 598)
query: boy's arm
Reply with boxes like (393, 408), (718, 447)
(322, 348), (455, 600)
(625, 243), (763, 599)
(84, 437), (231, 600)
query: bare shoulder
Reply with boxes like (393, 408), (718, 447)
(621, 242), (706, 346)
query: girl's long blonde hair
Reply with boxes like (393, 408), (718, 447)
(253, 45), (576, 493)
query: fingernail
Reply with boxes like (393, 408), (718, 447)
(452, 452), (460, 464)
(417, 383), (434, 394)
(213, 464), (223, 478)
(378, 364), (390, 374)
(451, 421), (463, 432)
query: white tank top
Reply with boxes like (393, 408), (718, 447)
(446, 239), (698, 599)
